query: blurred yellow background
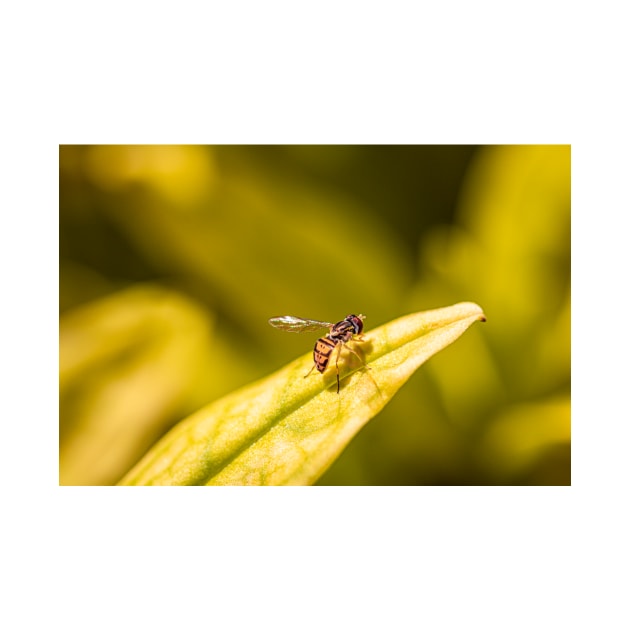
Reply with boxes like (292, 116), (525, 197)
(59, 145), (570, 485)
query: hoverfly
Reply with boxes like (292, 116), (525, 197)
(268, 314), (368, 393)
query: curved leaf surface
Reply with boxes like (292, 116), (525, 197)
(119, 302), (486, 485)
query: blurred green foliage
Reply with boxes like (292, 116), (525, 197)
(59, 145), (570, 485)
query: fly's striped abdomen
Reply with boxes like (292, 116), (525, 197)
(313, 336), (337, 373)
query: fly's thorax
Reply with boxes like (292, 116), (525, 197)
(330, 314), (363, 341)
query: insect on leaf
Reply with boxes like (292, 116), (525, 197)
(119, 302), (486, 486)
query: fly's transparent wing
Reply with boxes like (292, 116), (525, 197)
(268, 316), (333, 333)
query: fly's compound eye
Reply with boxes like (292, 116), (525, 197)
(346, 314), (364, 335)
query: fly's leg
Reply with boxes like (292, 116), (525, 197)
(334, 341), (344, 393)
(346, 342), (370, 370)
(303, 363), (317, 379)
(337, 340), (377, 393)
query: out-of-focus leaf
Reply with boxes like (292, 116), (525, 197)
(476, 396), (571, 482)
(440, 145), (569, 344)
(82, 145), (413, 339)
(119, 302), (486, 486)
(407, 145), (570, 440)
(59, 285), (216, 485)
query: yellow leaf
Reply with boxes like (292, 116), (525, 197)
(119, 302), (486, 485)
